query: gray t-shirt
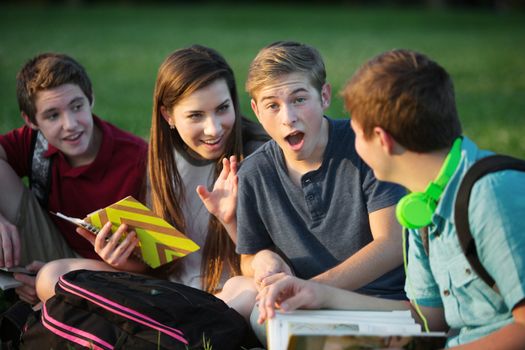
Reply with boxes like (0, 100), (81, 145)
(169, 148), (215, 289)
(236, 117), (406, 299)
(170, 138), (268, 290)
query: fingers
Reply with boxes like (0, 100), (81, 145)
(219, 156), (238, 181)
(229, 155), (238, 175)
(94, 222), (113, 251)
(0, 224), (20, 267)
(14, 274), (39, 305)
(76, 227), (96, 245)
(218, 157), (231, 181)
(196, 185), (210, 202)
(96, 224), (139, 268)
(259, 272), (288, 288)
(0, 232), (12, 267)
(26, 260), (45, 273)
(256, 275), (315, 324)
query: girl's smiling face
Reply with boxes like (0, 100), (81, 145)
(163, 78), (236, 160)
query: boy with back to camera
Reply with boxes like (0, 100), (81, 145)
(0, 53), (147, 304)
(256, 49), (525, 349)
(234, 41), (407, 300)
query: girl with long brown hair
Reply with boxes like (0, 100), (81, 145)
(149, 45), (267, 293)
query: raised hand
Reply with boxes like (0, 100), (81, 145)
(196, 156), (238, 240)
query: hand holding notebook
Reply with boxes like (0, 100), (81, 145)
(52, 196), (200, 268)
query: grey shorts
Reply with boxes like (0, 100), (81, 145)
(16, 186), (79, 265)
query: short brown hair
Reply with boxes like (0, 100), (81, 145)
(16, 53), (93, 124)
(342, 49), (461, 152)
(246, 41), (326, 99)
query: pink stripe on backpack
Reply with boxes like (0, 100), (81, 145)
(42, 304), (113, 350)
(58, 276), (188, 345)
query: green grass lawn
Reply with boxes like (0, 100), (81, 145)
(1, 4), (524, 157)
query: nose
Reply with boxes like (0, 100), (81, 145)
(280, 104), (297, 126)
(204, 115), (222, 136)
(62, 112), (78, 130)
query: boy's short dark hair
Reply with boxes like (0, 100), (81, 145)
(246, 41), (326, 99)
(342, 49), (462, 152)
(16, 53), (93, 124)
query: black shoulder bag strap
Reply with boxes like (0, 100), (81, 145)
(454, 154), (525, 287)
(28, 131), (52, 208)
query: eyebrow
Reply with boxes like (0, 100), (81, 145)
(41, 96), (86, 116)
(184, 98), (230, 114)
(69, 96), (86, 105)
(259, 88), (309, 103)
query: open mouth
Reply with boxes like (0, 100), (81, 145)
(63, 132), (82, 142)
(285, 131), (304, 148)
(201, 136), (223, 146)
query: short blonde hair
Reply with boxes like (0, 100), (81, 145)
(246, 41), (326, 99)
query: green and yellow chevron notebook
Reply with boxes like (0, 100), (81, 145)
(53, 196), (200, 268)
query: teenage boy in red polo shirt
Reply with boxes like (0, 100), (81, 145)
(0, 53), (147, 304)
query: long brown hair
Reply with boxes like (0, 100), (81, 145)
(149, 45), (255, 293)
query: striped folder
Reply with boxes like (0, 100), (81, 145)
(84, 196), (200, 268)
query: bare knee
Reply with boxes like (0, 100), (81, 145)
(36, 258), (115, 303)
(217, 276), (258, 321)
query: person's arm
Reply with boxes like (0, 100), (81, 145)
(256, 272), (447, 331)
(451, 301), (525, 350)
(311, 205), (402, 290)
(0, 144), (23, 267)
(196, 156), (238, 242)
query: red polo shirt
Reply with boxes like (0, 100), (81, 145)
(0, 115), (148, 259)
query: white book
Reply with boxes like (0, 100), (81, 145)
(0, 267), (35, 290)
(267, 309), (446, 350)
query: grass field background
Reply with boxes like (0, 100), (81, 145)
(1, 4), (524, 157)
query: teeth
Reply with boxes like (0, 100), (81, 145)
(203, 137), (221, 145)
(64, 133), (81, 141)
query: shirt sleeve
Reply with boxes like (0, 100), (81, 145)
(469, 170), (525, 310)
(0, 126), (33, 177)
(405, 229), (443, 307)
(361, 161), (406, 213)
(235, 171), (273, 255)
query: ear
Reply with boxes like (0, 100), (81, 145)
(373, 126), (396, 155)
(22, 112), (38, 130)
(160, 106), (172, 125)
(90, 94), (95, 109)
(320, 83), (332, 109)
(250, 99), (261, 121)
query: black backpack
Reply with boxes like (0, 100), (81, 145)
(20, 270), (250, 350)
(454, 154), (525, 287)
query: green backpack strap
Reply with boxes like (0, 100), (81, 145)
(454, 154), (525, 287)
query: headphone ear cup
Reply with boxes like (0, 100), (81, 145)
(396, 192), (436, 229)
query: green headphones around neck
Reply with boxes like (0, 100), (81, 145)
(396, 138), (462, 229)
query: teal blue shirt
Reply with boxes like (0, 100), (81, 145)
(405, 137), (525, 347)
